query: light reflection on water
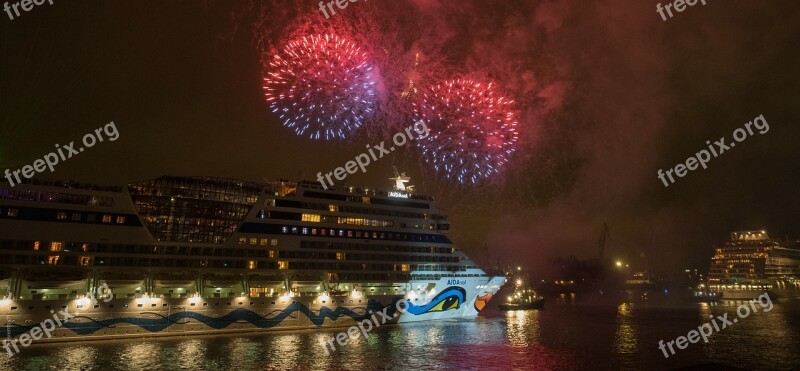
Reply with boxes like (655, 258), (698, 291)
(613, 303), (639, 358)
(2, 297), (799, 371)
(505, 309), (539, 347)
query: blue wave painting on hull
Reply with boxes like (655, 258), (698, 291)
(3, 298), (404, 337)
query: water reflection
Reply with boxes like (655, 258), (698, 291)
(119, 341), (162, 369)
(700, 299), (800, 368)
(49, 345), (97, 370)
(613, 303), (638, 355)
(505, 309), (540, 347)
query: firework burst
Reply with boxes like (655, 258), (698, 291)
(262, 34), (377, 140)
(413, 79), (519, 184)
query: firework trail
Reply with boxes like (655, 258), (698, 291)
(262, 33), (377, 140)
(413, 79), (519, 184)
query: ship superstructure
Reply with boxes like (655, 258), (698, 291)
(707, 230), (800, 299)
(0, 175), (503, 341)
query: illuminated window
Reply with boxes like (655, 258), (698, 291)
(302, 213), (321, 222)
(311, 229), (317, 235)
(282, 226), (288, 234)
(102, 215), (112, 223)
(250, 238), (257, 245)
(82, 243), (88, 252)
(33, 241), (40, 251)
(320, 229), (326, 236)
(269, 250), (276, 258)
(401, 264), (410, 272)
(336, 252), (346, 260)
(80, 256), (92, 266)
(48, 256), (60, 265)
(50, 242), (63, 252)
(278, 261), (288, 270)
(347, 231), (353, 237)
(302, 228), (308, 235)
(239, 237), (247, 245)
(362, 197), (370, 204)
(7, 209), (17, 217)
(338, 230), (343, 237)
(260, 239), (268, 246)
(57, 212), (67, 220)
(271, 239), (278, 246)
(248, 261), (257, 269)
(291, 227), (298, 234)
(116, 216), (126, 224)
(328, 204), (338, 212)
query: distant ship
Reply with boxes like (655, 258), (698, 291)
(0, 173), (504, 342)
(707, 230), (800, 300)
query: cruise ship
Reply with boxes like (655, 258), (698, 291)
(0, 174), (504, 343)
(707, 230), (800, 300)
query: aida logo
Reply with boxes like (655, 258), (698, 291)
(446, 279), (466, 285)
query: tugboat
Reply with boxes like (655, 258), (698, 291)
(499, 275), (545, 311)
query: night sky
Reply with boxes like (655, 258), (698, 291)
(1, 0), (799, 276)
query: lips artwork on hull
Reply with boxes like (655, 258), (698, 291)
(404, 286), (466, 315)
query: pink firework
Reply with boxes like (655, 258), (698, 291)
(263, 34), (377, 140)
(413, 79), (519, 184)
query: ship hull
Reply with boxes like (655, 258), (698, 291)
(498, 298), (544, 311)
(2, 276), (504, 344)
(719, 287), (800, 300)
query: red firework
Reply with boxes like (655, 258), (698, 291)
(262, 34), (377, 140)
(413, 79), (519, 184)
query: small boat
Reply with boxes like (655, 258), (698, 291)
(499, 288), (545, 311)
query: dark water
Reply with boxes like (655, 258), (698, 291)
(3, 295), (799, 371)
